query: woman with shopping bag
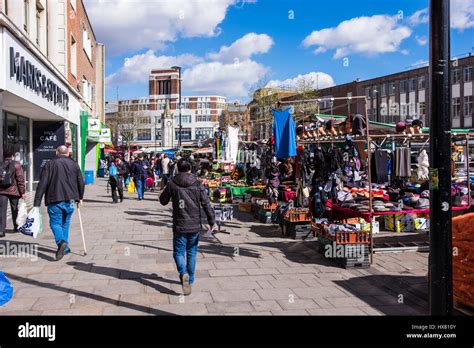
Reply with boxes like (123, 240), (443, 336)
(0, 150), (26, 238)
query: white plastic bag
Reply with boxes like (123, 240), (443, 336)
(16, 199), (28, 227)
(18, 207), (43, 238)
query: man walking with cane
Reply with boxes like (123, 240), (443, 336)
(34, 145), (85, 261)
(159, 159), (217, 295)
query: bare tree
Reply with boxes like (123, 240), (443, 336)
(293, 75), (319, 123)
(106, 109), (147, 156)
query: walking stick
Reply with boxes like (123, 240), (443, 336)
(77, 203), (87, 256)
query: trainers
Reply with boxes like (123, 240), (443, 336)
(56, 241), (67, 261)
(181, 274), (192, 296)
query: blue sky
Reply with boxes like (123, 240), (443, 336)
(83, 0), (474, 102)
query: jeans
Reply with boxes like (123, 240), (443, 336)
(173, 232), (199, 285)
(0, 195), (19, 232)
(135, 178), (146, 199)
(47, 200), (75, 253)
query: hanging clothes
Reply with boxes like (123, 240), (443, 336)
(395, 147), (412, 177)
(227, 126), (240, 163)
(272, 108), (297, 159)
(371, 149), (389, 184)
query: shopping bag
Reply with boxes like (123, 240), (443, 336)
(0, 272), (13, 306)
(128, 179), (136, 193)
(18, 207), (43, 238)
(16, 199), (28, 227)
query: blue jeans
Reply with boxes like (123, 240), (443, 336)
(47, 200), (75, 253)
(135, 178), (146, 199)
(173, 232), (199, 285)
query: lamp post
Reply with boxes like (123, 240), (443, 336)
(154, 115), (158, 153)
(171, 66), (182, 149)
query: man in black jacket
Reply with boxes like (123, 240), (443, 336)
(159, 159), (216, 295)
(109, 155), (126, 203)
(34, 145), (85, 261)
(130, 153), (149, 200)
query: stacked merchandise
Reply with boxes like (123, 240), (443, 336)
(452, 212), (474, 311)
(282, 208), (313, 240)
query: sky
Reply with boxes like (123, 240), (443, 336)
(83, 0), (474, 103)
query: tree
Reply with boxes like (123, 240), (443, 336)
(105, 109), (145, 157)
(292, 75), (319, 124)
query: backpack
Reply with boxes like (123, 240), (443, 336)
(109, 163), (118, 177)
(0, 161), (15, 188)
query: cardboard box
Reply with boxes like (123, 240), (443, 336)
(384, 214), (415, 232)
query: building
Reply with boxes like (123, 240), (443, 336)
(220, 102), (251, 141)
(110, 68), (226, 149)
(0, 0), (105, 191)
(248, 88), (297, 140)
(280, 54), (474, 129)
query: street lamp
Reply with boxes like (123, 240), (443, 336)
(171, 66), (182, 149)
(154, 115), (158, 153)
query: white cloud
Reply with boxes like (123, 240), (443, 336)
(266, 72), (335, 90)
(182, 59), (269, 97)
(302, 15), (412, 59)
(208, 33), (274, 63)
(451, 0), (474, 30)
(84, 0), (252, 55)
(409, 8), (429, 26)
(415, 35), (428, 46)
(105, 50), (202, 85)
(409, 2), (474, 31)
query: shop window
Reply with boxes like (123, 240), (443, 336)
(195, 127), (213, 140)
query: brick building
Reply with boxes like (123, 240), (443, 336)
(220, 102), (250, 141)
(111, 68), (226, 149)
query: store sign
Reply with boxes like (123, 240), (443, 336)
(88, 119), (101, 133)
(9, 47), (69, 110)
(99, 128), (111, 142)
(32, 122), (66, 180)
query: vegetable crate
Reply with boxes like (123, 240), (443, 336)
(282, 220), (313, 240)
(284, 208), (311, 223)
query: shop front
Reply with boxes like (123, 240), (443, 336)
(0, 27), (81, 191)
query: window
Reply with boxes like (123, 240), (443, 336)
(137, 129), (151, 141)
(196, 114), (211, 122)
(195, 127), (213, 140)
(174, 115), (191, 123)
(155, 129), (161, 141)
(24, 0), (29, 32)
(389, 82), (396, 95)
(408, 78), (416, 92)
(70, 35), (77, 77)
(82, 26), (92, 61)
(381, 83), (387, 97)
(464, 66), (473, 82)
(464, 96), (473, 117)
(418, 102), (426, 117)
(82, 78), (92, 105)
(364, 87), (371, 99)
(452, 69), (461, 84)
(418, 75), (426, 90)
(175, 128), (192, 141)
(36, 4), (43, 45)
(452, 97), (461, 118)
(400, 79), (407, 93)
(138, 117), (151, 124)
(70, 0), (76, 12)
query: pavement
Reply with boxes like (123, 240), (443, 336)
(0, 178), (429, 315)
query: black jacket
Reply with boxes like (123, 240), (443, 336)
(159, 172), (215, 234)
(131, 160), (149, 181)
(34, 156), (85, 206)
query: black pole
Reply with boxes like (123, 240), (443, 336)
(428, 0), (452, 316)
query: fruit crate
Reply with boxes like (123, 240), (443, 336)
(263, 202), (278, 212)
(315, 223), (370, 244)
(285, 222), (313, 240)
(317, 236), (370, 269)
(284, 208), (311, 222)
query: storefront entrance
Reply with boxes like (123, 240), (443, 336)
(2, 112), (30, 190)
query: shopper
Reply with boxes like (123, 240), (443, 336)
(109, 155), (126, 203)
(0, 151), (27, 238)
(33, 145), (85, 261)
(159, 159), (216, 295)
(131, 153), (149, 200)
(161, 153), (170, 186)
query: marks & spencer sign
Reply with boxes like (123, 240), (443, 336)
(9, 47), (69, 110)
